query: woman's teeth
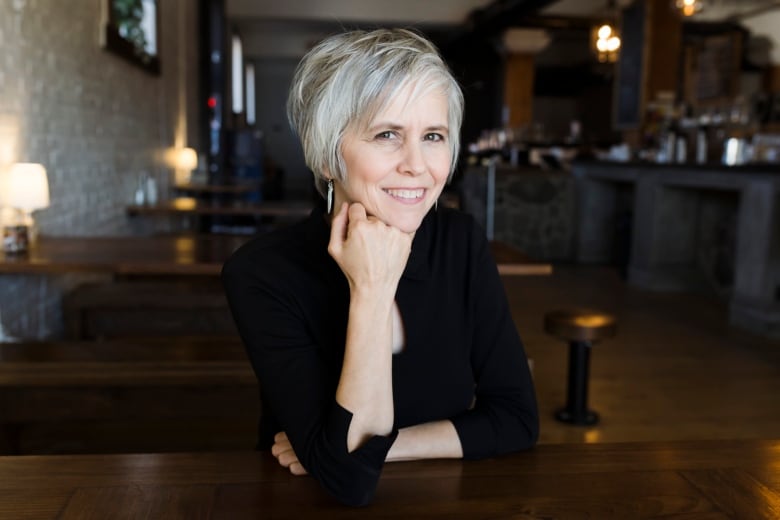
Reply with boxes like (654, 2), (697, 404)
(384, 188), (424, 199)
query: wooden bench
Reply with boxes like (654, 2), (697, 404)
(63, 281), (237, 339)
(0, 338), (259, 455)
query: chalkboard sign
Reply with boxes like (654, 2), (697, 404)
(614, 0), (645, 129)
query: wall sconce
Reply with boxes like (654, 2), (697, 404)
(0, 162), (49, 254)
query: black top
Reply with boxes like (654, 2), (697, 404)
(222, 205), (538, 506)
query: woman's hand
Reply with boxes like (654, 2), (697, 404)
(328, 202), (413, 294)
(271, 431), (308, 476)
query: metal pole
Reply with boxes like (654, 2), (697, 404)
(486, 155), (497, 240)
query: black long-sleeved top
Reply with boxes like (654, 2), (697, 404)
(222, 204), (538, 506)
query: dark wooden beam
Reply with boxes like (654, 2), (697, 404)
(464, 0), (564, 35)
(438, 0), (564, 53)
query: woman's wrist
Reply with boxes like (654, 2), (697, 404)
(348, 282), (398, 307)
(386, 420), (463, 462)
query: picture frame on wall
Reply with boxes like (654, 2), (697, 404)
(101, 0), (160, 75)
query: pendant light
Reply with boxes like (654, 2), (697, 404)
(674, 0), (705, 17)
(592, 0), (621, 63)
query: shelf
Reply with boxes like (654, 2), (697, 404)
(127, 199), (312, 218)
(173, 182), (260, 195)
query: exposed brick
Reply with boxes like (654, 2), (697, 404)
(0, 0), (201, 339)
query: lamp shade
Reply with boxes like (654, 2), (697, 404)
(176, 148), (198, 171)
(1, 163), (50, 212)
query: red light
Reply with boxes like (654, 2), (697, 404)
(207, 97), (217, 109)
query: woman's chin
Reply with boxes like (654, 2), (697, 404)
(371, 200), (438, 233)
(385, 213), (428, 234)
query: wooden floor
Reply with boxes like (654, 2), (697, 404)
(508, 265), (780, 445)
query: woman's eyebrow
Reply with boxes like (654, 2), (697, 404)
(425, 125), (449, 134)
(366, 122), (403, 132)
(367, 122), (449, 133)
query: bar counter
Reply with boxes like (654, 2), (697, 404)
(573, 159), (780, 338)
(0, 439), (777, 518)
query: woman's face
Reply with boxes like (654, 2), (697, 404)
(334, 83), (451, 234)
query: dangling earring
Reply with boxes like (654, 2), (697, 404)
(326, 179), (334, 215)
(435, 199), (438, 212)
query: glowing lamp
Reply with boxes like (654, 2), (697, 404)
(1, 162), (49, 253)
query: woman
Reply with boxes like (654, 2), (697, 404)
(222, 28), (538, 507)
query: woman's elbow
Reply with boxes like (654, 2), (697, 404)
(334, 486), (377, 507)
(499, 409), (539, 454)
(525, 408), (540, 447)
(313, 468), (382, 507)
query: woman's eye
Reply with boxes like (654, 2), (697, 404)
(376, 131), (395, 140)
(424, 133), (445, 142)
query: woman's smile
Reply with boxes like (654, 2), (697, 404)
(383, 188), (426, 204)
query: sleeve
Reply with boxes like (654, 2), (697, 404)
(221, 252), (397, 507)
(449, 221), (540, 459)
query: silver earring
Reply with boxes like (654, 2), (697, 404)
(435, 199), (438, 212)
(326, 179), (334, 215)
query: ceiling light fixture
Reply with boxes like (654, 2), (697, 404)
(674, 0), (705, 17)
(592, 0), (621, 63)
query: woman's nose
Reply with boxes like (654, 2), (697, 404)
(400, 141), (426, 176)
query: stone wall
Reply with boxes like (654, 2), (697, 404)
(461, 165), (576, 261)
(0, 0), (200, 339)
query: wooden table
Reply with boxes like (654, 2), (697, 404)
(0, 439), (777, 518)
(0, 235), (247, 276)
(126, 199), (313, 218)
(0, 235), (551, 277)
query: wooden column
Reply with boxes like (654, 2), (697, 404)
(766, 65), (780, 93)
(616, 0), (682, 140)
(502, 29), (549, 128)
(643, 0), (682, 104)
(504, 54), (535, 128)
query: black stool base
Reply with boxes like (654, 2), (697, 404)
(555, 408), (599, 426)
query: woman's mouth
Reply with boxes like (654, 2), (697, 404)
(383, 188), (425, 203)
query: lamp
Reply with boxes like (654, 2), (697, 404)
(0, 162), (49, 254)
(172, 147), (198, 171)
(592, 0), (621, 63)
(165, 147), (199, 184)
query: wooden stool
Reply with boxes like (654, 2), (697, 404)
(544, 309), (617, 425)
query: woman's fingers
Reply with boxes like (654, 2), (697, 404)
(289, 462), (309, 476)
(332, 204), (410, 273)
(272, 432), (308, 475)
(347, 202), (368, 225)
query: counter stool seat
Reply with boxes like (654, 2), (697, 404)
(544, 309), (617, 426)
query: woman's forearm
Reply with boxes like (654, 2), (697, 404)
(386, 420), (463, 462)
(335, 286), (396, 452)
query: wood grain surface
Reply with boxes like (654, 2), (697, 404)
(0, 439), (777, 519)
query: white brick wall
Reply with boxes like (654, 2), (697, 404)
(0, 0), (201, 339)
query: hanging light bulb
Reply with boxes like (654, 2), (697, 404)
(593, 22), (620, 63)
(592, 1), (621, 63)
(674, 0), (704, 17)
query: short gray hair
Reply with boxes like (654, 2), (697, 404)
(287, 28), (464, 198)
